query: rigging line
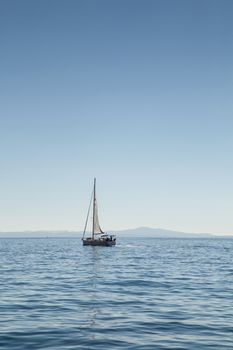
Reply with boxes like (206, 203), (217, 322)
(82, 188), (94, 239)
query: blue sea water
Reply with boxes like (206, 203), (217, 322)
(0, 236), (232, 350)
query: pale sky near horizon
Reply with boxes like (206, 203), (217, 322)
(1, 0), (233, 235)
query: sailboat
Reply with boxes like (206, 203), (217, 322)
(82, 178), (116, 246)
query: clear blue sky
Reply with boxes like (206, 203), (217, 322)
(1, 0), (232, 234)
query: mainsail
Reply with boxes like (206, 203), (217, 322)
(93, 197), (104, 234)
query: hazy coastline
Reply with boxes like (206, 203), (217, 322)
(0, 227), (231, 238)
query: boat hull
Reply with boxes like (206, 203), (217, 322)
(82, 238), (116, 247)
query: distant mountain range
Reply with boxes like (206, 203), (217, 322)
(0, 227), (225, 238)
(110, 227), (214, 238)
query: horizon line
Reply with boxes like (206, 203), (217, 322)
(0, 226), (232, 237)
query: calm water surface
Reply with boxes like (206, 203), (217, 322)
(0, 237), (233, 349)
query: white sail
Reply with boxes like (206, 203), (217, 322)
(93, 197), (104, 234)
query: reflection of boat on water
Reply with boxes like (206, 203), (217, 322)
(82, 178), (116, 247)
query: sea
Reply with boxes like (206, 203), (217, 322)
(0, 236), (232, 350)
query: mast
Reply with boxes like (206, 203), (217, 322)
(92, 178), (96, 239)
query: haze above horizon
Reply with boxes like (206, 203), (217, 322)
(0, 226), (231, 237)
(1, 0), (233, 235)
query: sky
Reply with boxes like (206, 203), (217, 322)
(1, 0), (233, 234)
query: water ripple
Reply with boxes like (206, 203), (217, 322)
(0, 237), (233, 349)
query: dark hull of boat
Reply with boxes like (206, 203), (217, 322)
(82, 239), (116, 247)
